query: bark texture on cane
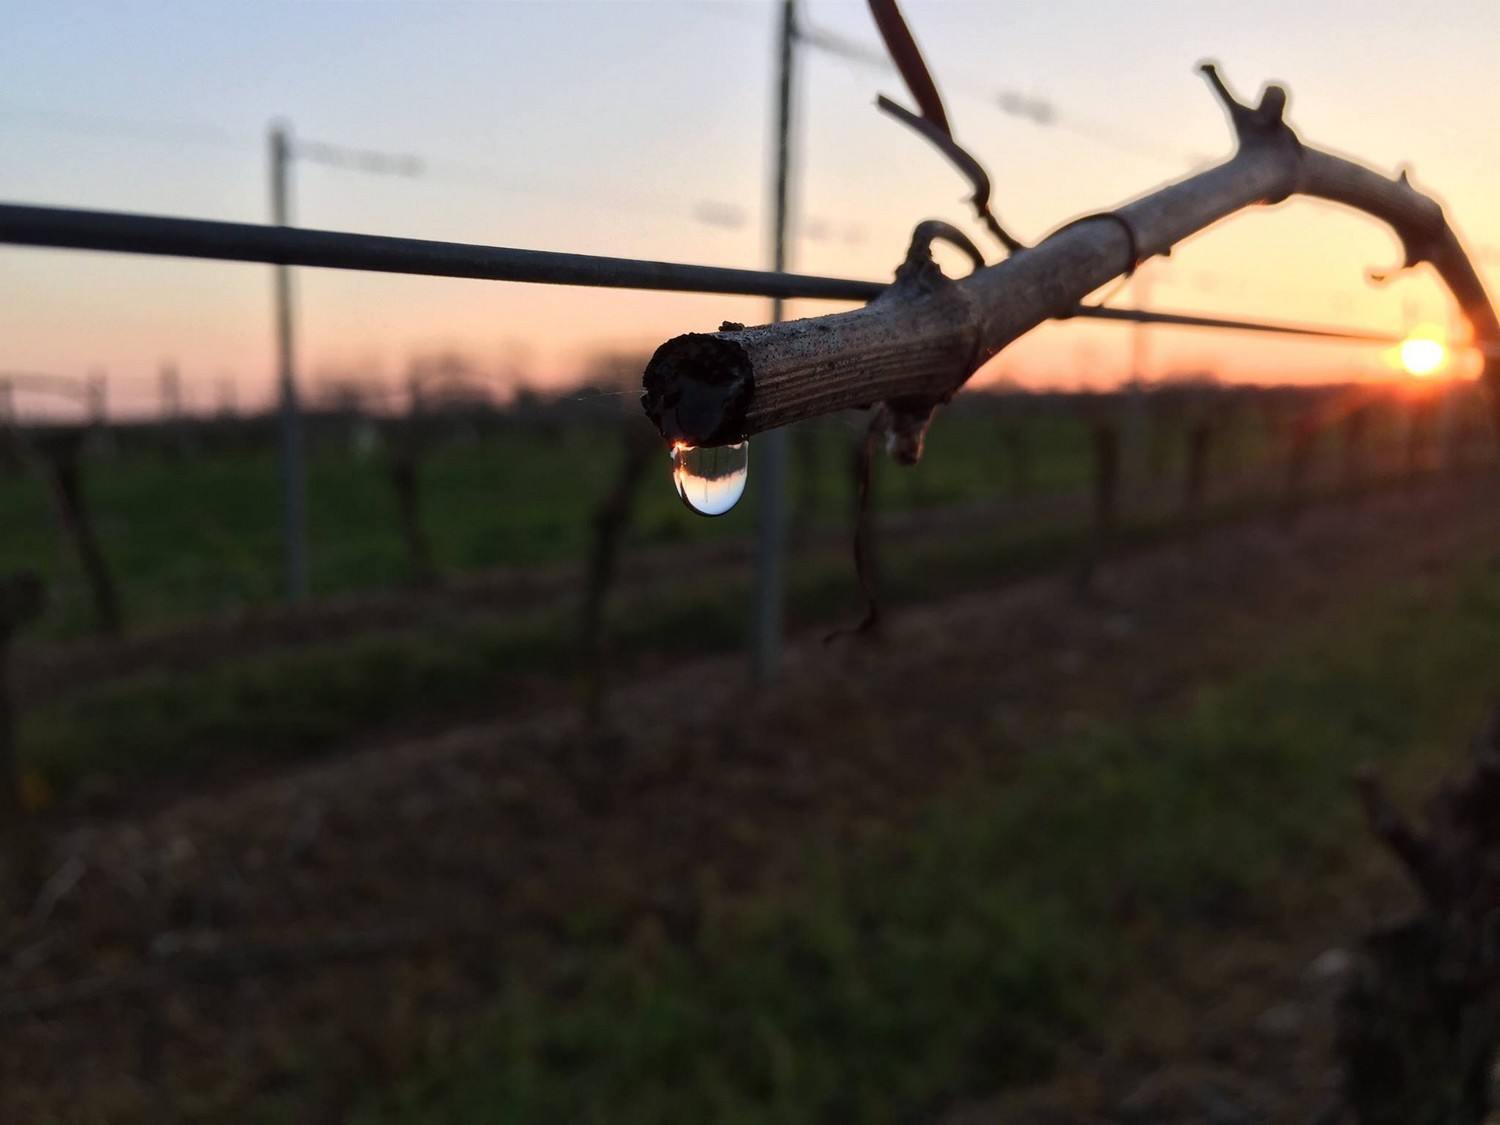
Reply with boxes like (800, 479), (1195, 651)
(642, 65), (1499, 449)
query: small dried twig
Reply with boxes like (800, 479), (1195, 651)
(827, 410), (885, 642)
(868, 0), (1025, 255)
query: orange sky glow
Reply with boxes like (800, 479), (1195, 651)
(2, 1), (1497, 420)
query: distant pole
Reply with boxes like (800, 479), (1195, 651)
(271, 121), (309, 603)
(87, 368), (106, 426)
(751, 0), (797, 684)
(159, 360), (182, 420)
(160, 360), (184, 458)
(1130, 266), (1152, 383)
(1122, 263), (1152, 495)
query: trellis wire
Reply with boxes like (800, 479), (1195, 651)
(0, 202), (1409, 346)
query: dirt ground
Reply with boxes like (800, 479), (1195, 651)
(3, 472), (1498, 1122)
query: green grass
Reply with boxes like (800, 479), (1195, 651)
(0, 407), (1146, 638)
(7, 518), (1028, 792)
(15, 448), (1427, 799)
(3, 431), (655, 634)
(21, 608), (567, 790)
(3, 390), (1467, 640)
(17, 462), (1247, 796)
(8, 404), (1114, 793)
(333, 560), (1500, 1124)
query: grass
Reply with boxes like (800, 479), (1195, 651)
(12, 512), (1046, 792)
(336, 559), (1500, 1124)
(4, 397), (1316, 801)
(5, 386), (1467, 640)
(17, 445), (1453, 799)
(6, 395), (1456, 804)
(0, 406), (1151, 638)
(20, 608), (571, 791)
(17, 457), (1285, 797)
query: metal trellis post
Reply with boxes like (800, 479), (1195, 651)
(271, 120), (310, 603)
(752, 0), (798, 684)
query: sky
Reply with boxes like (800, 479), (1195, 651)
(2, 0), (1498, 418)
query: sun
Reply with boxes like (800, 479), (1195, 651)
(1398, 328), (1448, 378)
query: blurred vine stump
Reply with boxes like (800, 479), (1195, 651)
(1437, 382), (1464, 474)
(1144, 389), (1175, 483)
(383, 415), (436, 589)
(0, 386), (19, 478)
(578, 422), (658, 731)
(25, 427), (121, 635)
(1282, 412), (1319, 526)
(1075, 415), (1119, 597)
(791, 421), (823, 536)
(1341, 708), (1500, 1124)
(1406, 391), (1438, 479)
(996, 396), (1034, 498)
(1340, 393), (1370, 493)
(1182, 418), (1214, 523)
(0, 571), (46, 908)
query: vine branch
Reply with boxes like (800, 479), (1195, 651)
(642, 64), (1500, 451)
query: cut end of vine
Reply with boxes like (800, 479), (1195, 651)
(641, 332), (754, 448)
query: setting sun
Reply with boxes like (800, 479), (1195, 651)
(1398, 330), (1449, 378)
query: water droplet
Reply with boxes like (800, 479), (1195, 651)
(671, 440), (749, 516)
